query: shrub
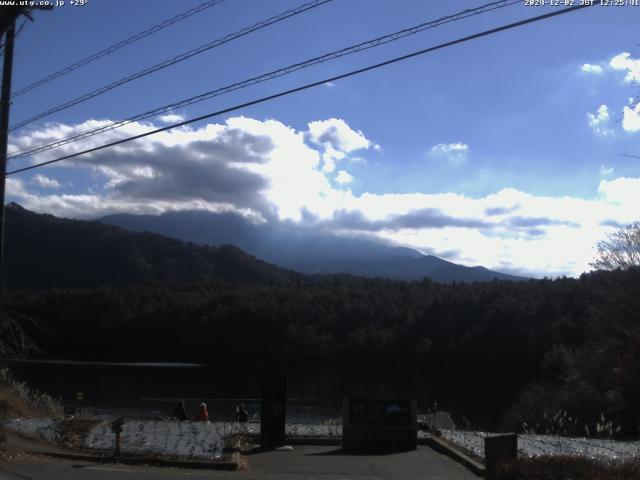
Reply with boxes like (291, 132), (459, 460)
(496, 456), (640, 480)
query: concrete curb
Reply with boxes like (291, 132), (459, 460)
(242, 433), (342, 447)
(423, 435), (485, 476)
(285, 437), (342, 446)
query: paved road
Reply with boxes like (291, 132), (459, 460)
(0, 445), (479, 479)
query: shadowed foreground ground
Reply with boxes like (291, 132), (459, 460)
(0, 444), (478, 480)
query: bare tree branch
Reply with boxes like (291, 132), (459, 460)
(0, 309), (52, 359)
(591, 221), (640, 271)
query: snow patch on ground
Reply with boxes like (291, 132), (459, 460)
(83, 419), (345, 457)
(9, 417), (638, 463)
(84, 420), (229, 459)
(82, 420), (343, 459)
(3, 417), (343, 460)
(3, 418), (58, 443)
(440, 430), (640, 461)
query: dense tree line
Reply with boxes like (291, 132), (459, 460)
(4, 203), (301, 289)
(2, 268), (639, 436)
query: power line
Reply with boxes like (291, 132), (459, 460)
(9, 0), (335, 132)
(0, 19), (27, 55)
(10, 0), (226, 98)
(9, 0), (519, 160)
(6, 3), (595, 177)
(14, 19), (27, 38)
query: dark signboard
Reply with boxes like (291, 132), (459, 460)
(343, 397), (417, 451)
(347, 398), (412, 426)
(110, 417), (125, 433)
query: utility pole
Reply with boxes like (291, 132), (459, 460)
(0, 6), (51, 293)
(0, 20), (15, 293)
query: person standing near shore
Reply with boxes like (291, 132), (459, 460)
(195, 402), (209, 422)
(174, 401), (188, 421)
(235, 403), (249, 423)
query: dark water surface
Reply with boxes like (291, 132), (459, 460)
(3, 360), (439, 425)
(4, 360), (513, 429)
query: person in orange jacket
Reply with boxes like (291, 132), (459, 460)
(195, 402), (209, 422)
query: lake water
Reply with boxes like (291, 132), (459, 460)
(3, 360), (437, 425)
(3, 359), (514, 430)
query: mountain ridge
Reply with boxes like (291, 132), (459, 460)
(4, 204), (527, 288)
(4, 203), (301, 289)
(101, 209), (528, 282)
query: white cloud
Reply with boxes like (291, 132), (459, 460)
(158, 114), (185, 124)
(582, 53), (640, 135)
(349, 156), (367, 164)
(32, 174), (61, 189)
(308, 118), (371, 152)
(429, 142), (469, 166)
(622, 103), (640, 133)
(581, 63), (603, 74)
(431, 142), (468, 154)
(587, 104), (613, 136)
(609, 52), (640, 83)
(307, 118), (376, 171)
(325, 82), (335, 88)
(7, 117), (640, 278)
(335, 170), (353, 185)
(598, 177), (640, 206)
(600, 165), (614, 177)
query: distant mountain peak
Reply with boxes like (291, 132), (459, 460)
(101, 209), (529, 283)
(391, 246), (424, 258)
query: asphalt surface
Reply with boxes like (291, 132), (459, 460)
(0, 445), (479, 479)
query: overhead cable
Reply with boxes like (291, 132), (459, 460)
(9, 0), (518, 159)
(11, 0), (226, 97)
(7, 3), (595, 176)
(9, 0), (335, 131)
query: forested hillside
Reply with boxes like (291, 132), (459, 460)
(3, 268), (639, 436)
(4, 203), (300, 288)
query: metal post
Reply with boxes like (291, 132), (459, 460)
(0, 21), (15, 293)
(111, 417), (124, 458)
(114, 431), (121, 457)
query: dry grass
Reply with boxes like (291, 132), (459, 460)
(496, 456), (640, 480)
(0, 367), (62, 448)
(0, 450), (46, 462)
(0, 390), (42, 420)
(0, 367), (61, 420)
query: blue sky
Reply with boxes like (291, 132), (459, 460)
(4, 0), (640, 277)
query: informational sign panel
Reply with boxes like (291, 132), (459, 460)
(343, 397), (417, 451)
(348, 398), (412, 426)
